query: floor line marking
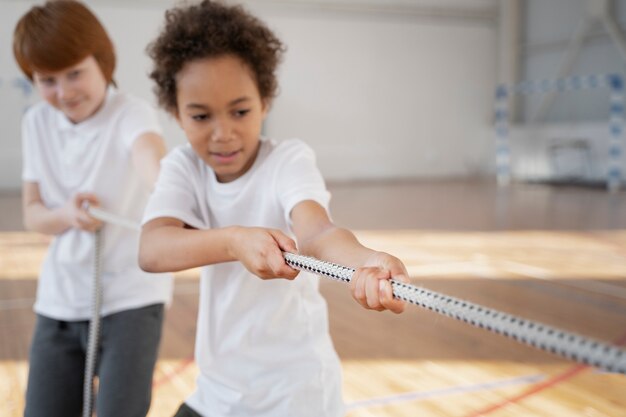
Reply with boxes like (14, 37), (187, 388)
(499, 259), (626, 301)
(461, 331), (626, 417)
(153, 356), (195, 390)
(462, 365), (587, 417)
(345, 373), (545, 411)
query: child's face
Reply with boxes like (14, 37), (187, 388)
(33, 55), (108, 124)
(175, 55), (268, 183)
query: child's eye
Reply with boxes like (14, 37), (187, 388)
(39, 77), (55, 87)
(67, 70), (81, 80)
(233, 109), (250, 118)
(191, 114), (209, 122)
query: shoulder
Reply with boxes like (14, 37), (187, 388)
(162, 144), (206, 177)
(168, 143), (197, 160)
(104, 90), (162, 143)
(22, 101), (55, 127)
(270, 138), (316, 161)
(263, 138), (323, 185)
(276, 138), (314, 153)
(21, 102), (62, 142)
(108, 90), (157, 115)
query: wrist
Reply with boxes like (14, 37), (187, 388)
(226, 226), (243, 260)
(363, 250), (386, 266)
(55, 204), (74, 230)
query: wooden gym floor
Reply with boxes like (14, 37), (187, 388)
(1, 179), (625, 416)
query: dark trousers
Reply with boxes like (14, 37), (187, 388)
(24, 303), (164, 417)
(173, 403), (204, 417)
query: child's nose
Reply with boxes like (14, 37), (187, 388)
(210, 119), (232, 142)
(56, 80), (74, 100)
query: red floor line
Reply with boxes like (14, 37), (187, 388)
(462, 331), (626, 417)
(462, 364), (587, 417)
(152, 356), (195, 389)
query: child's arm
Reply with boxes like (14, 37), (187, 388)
(291, 200), (408, 314)
(139, 217), (299, 279)
(131, 132), (167, 187)
(22, 181), (102, 234)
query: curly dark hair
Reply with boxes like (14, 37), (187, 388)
(147, 0), (285, 114)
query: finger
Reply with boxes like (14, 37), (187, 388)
(267, 247), (299, 280)
(379, 279), (406, 314)
(387, 262), (410, 284)
(78, 192), (100, 204)
(365, 269), (388, 310)
(74, 192), (99, 209)
(77, 212), (102, 231)
(76, 212), (92, 228)
(91, 220), (104, 232)
(386, 260), (410, 311)
(349, 270), (367, 306)
(77, 221), (98, 232)
(273, 262), (299, 280)
(277, 266), (299, 280)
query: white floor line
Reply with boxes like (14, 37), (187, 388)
(499, 259), (626, 301)
(345, 373), (545, 411)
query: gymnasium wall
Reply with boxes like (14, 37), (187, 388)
(0, 0), (497, 190)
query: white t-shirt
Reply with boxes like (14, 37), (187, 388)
(143, 139), (345, 417)
(22, 88), (173, 320)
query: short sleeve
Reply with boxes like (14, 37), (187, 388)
(142, 147), (207, 229)
(118, 99), (163, 150)
(275, 140), (330, 226)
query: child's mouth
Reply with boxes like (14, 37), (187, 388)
(211, 150), (240, 163)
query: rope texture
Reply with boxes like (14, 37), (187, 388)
(284, 252), (626, 375)
(83, 230), (103, 417)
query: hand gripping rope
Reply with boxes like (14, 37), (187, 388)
(284, 255), (626, 375)
(86, 207), (626, 376)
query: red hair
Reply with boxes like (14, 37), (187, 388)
(13, 0), (116, 83)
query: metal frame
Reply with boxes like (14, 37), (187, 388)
(494, 73), (625, 191)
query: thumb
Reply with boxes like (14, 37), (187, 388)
(76, 192), (100, 208)
(271, 230), (298, 254)
(387, 262), (410, 284)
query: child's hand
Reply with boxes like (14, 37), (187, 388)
(62, 192), (103, 232)
(231, 227), (300, 280)
(350, 252), (409, 314)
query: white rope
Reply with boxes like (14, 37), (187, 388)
(86, 207), (626, 375)
(88, 206), (140, 231)
(83, 230), (102, 417)
(284, 252), (626, 375)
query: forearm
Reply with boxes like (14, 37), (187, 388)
(132, 132), (167, 188)
(291, 200), (378, 267)
(139, 225), (238, 273)
(23, 201), (71, 235)
(292, 200), (408, 313)
(298, 225), (376, 268)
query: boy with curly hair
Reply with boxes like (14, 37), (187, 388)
(141, 1), (409, 416)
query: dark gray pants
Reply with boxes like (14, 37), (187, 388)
(173, 403), (203, 417)
(24, 303), (164, 417)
